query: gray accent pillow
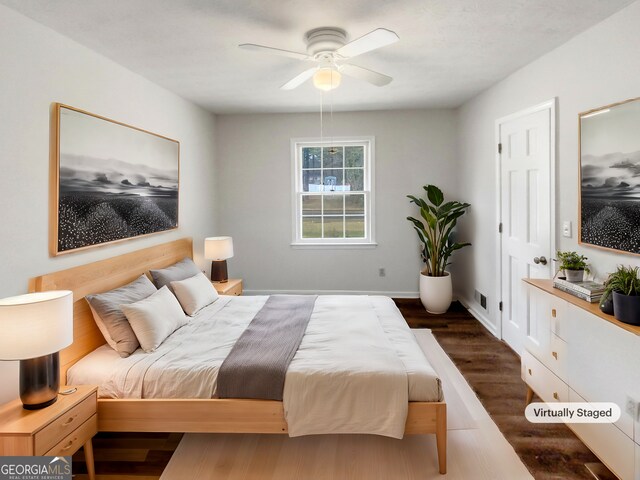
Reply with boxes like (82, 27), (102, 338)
(149, 258), (200, 292)
(85, 274), (157, 357)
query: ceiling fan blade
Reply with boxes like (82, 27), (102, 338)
(340, 64), (392, 87)
(280, 68), (317, 90)
(239, 43), (310, 61)
(335, 28), (399, 59)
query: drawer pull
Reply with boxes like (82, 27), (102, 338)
(528, 368), (532, 376)
(61, 439), (76, 451)
(62, 416), (75, 426)
(553, 392), (559, 400)
(551, 308), (557, 318)
(552, 351), (558, 360)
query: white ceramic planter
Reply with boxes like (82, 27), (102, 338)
(419, 270), (452, 314)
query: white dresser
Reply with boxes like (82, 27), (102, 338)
(522, 279), (640, 480)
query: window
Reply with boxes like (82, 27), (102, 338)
(292, 137), (375, 246)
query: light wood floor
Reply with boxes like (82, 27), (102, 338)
(158, 331), (532, 480)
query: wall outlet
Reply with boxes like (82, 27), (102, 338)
(562, 220), (572, 238)
(378, 267), (386, 277)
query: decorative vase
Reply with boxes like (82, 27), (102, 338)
(419, 270), (452, 314)
(612, 291), (640, 326)
(564, 269), (584, 282)
(599, 293), (614, 315)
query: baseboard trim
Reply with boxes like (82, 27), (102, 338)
(458, 297), (499, 338)
(244, 289), (420, 298)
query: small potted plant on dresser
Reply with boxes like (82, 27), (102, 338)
(407, 184), (471, 314)
(605, 265), (640, 325)
(555, 251), (590, 282)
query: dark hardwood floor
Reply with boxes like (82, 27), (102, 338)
(73, 300), (600, 479)
(395, 299), (600, 480)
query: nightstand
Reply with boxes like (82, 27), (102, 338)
(0, 385), (97, 480)
(212, 278), (243, 296)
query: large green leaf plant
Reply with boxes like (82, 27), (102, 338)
(407, 185), (471, 277)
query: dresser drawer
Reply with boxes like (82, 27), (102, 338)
(44, 414), (97, 457)
(549, 297), (567, 340)
(522, 349), (569, 403)
(547, 334), (568, 382)
(35, 393), (96, 455)
(568, 389), (635, 480)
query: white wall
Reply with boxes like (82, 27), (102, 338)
(215, 110), (458, 296)
(456, 1), (640, 334)
(0, 5), (218, 403)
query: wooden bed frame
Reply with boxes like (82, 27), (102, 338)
(29, 238), (447, 474)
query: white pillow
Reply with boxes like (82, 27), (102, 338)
(120, 286), (188, 352)
(170, 272), (219, 316)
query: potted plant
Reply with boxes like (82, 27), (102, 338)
(555, 251), (590, 282)
(407, 185), (471, 314)
(605, 265), (640, 325)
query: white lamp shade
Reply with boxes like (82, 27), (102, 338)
(205, 236), (234, 261)
(0, 290), (73, 360)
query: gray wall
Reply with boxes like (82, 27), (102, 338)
(215, 110), (458, 296)
(0, 5), (218, 403)
(455, 0), (640, 334)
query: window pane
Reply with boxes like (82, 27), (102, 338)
(345, 146), (364, 167)
(323, 195), (344, 215)
(302, 147), (321, 168)
(345, 216), (365, 238)
(303, 169), (322, 192)
(323, 169), (344, 190)
(323, 216), (344, 238)
(302, 217), (322, 238)
(345, 194), (365, 214)
(345, 168), (364, 191)
(302, 195), (322, 215)
(322, 146), (343, 168)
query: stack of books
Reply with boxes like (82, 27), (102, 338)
(552, 278), (605, 303)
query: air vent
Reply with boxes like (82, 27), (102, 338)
(474, 290), (488, 310)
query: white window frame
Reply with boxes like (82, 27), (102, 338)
(291, 136), (376, 248)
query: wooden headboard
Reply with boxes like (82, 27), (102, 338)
(28, 238), (193, 381)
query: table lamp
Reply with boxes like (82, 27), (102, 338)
(0, 290), (73, 409)
(205, 236), (234, 283)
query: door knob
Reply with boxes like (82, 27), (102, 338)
(533, 256), (547, 265)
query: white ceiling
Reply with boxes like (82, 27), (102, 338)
(2, 0), (634, 113)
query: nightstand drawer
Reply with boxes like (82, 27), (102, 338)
(44, 414), (97, 457)
(224, 282), (242, 296)
(35, 393), (96, 455)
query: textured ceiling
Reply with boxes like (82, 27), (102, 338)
(2, 0), (634, 113)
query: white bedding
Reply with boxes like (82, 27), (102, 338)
(68, 295), (442, 438)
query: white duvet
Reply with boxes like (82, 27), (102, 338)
(68, 295), (442, 439)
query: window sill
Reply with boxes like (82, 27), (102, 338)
(290, 242), (378, 250)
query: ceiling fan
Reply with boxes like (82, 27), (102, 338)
(239, 27), (399, 91)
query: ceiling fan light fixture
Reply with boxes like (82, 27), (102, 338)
(313, 67), (341, 91)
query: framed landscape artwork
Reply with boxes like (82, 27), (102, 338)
(579, 97), (640, 255)
(52, 104), (179, 255)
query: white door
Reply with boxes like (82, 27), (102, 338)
(498, 101), (555, 354)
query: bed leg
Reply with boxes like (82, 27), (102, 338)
(525, 385), (534, 406)
(436, 403), (447, 475)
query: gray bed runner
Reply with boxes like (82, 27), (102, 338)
(216, 295), (317, 400)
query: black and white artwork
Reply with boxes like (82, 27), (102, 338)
(580, 98), (640, 255)
(54, 105), (179, 254)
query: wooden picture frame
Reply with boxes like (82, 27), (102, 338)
(578, 97), (640, 256)
(50, 104), (180, 256)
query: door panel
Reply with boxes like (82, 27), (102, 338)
(500, 105), (553, 354)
